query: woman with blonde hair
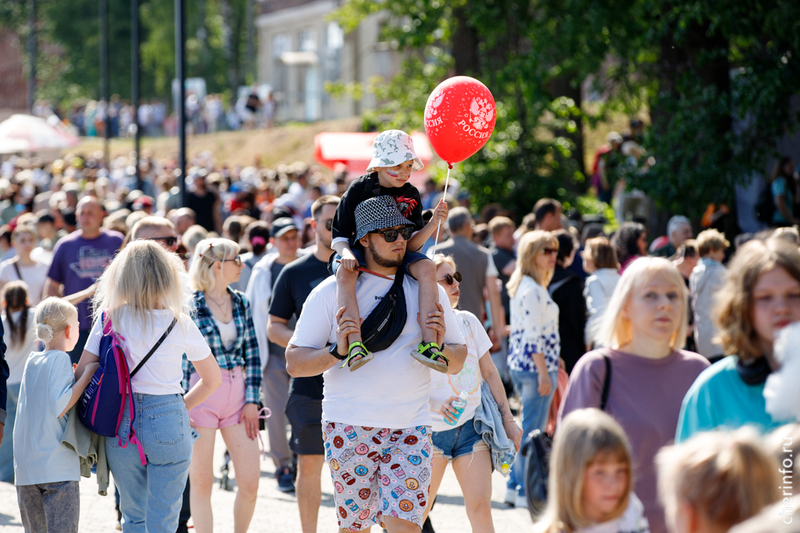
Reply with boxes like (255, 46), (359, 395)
(75, 240), (221, 533)
(425, 254), (522, 531)
(677, 238), (800, 442)
(657, 428), (780, 533)
(535, 409), (648, 533)
(185, 238), (261, 533)
(504, 230), (560, 508)
(560, 257), (709, 533)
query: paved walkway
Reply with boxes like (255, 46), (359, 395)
(0, 432), (533, 532)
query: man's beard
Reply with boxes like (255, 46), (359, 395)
(367, 239), (404, 268)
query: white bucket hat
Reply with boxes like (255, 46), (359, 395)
(366, 130), (425, 173)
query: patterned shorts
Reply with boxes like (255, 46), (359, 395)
(323, 421), (433, 531)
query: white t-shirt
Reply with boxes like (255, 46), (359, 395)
(214, 317), (237, 351)
(579, 493), (650, 533)
(2, 309), (39, 384)
(0, 260), (49, 305)
(290, 275), (466, 429)
(428, 309), (492, 432)
(86, 308), (212, 396)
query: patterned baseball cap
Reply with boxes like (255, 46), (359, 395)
(354, 196), (415, 242)
(366, 130), (425, 173)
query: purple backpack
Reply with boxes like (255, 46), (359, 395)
(78, 312), (177, 465)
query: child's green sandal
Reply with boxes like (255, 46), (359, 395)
(411, 342), (449, 373)
(339, 341), (373, 372)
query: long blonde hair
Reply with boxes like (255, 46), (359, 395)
(597, 256), (687, 350)
(92, 240), (192, 330)
(507, 230), (558, 297)
(535, 409), (633, 533)
(188, 238), (241, 292)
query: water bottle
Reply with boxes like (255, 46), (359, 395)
(445, 392), (469, 426)
(500, 462), (511, 474)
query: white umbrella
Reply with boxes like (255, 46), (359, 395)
(0, 114), (80, 153)
(0, 138), (31, 155)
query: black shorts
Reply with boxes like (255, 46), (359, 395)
(285, 393), (324, 456)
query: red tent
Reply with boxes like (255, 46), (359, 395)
(313, 131), (434, 187)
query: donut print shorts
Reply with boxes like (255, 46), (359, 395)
(323, 421), (433, 531)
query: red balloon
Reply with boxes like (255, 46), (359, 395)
(424, 76), (497, 165)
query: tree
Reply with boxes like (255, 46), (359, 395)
(333, 0), (800, 221)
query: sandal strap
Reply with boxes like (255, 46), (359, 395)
(339, 341), (369, 369)
(418, 342), (449, 364)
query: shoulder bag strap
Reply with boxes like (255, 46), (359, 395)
(12, 260), (23, 283)
(130, 317), (178, 378)
(600, 354), (612, 411)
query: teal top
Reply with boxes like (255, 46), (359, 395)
(676, 356), (784, 442)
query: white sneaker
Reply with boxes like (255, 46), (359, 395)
(515, 494), (528, 509)
(504, 488), (517, 506)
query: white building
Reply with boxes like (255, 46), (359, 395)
(256, 0), (402, 123)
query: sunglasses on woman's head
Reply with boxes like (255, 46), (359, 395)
(439, 271), (462, 285)
(371, 226), (414, 243)
(542, 247), (559, 256)
(145, 236), (178, 247)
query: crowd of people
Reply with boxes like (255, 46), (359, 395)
(32, 88), (276, 139)
(0, 128), (798, 533)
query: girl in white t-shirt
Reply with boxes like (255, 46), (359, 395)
(424, 255), (523, 532)
(0, 281), (39, 483)
(186, 238), (261, 533)
(75, 240), (221, 533)
(0, 225), (49, 305)
(534, 409), (649, 533)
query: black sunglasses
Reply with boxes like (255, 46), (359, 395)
(146, 236), (177, 247)
(325, 220), (333, 231)
(439, 271), (462, 285)
(371, 226), (414, 243)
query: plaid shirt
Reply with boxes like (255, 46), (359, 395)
(182, 288), (262, 404)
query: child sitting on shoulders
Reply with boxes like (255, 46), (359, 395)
(13, 297), (98, 533)
(535, 408), (649, 533)
(331, 129), (449, 372)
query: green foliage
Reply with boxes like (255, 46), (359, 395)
(0, 0), (253, 107)
(332, 0), (800, 222)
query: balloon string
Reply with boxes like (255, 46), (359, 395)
(431, 165), (452, 257)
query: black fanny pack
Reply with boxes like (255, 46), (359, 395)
(327, 252), (408, 353)
(360, 267), (407, 353)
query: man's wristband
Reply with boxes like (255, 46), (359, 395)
(328, 343), (347, 361)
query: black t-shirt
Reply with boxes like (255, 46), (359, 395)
(269, 253), (331, 399)
(267, 261), (287, 358)
(186, 191), (218, 232)
(332, 172), (424, 246)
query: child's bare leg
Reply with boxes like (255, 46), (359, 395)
(336, 266), (362, 347)
(410, 259), (439, 345)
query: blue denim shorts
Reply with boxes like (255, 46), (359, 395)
(431, 420), (488, 461)
(332, 248), (428, 278)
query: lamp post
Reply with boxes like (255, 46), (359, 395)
(100, 0), (110, 166)
(175, 0), (186, 206)
(132, 0), (142, 190)
(27, 0), (36, 113)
